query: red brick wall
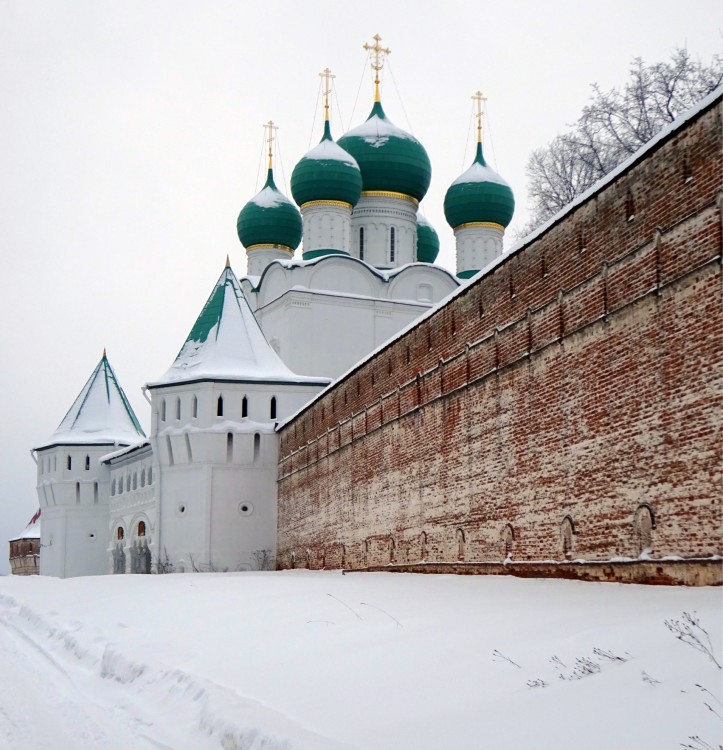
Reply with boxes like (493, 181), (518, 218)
(277, 95), (723, 580)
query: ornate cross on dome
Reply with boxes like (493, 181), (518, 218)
(319, 67), (335, 121)
(363, 34), (391, 102)
(264, 120), (278, 169)
(472, 90), (487, 144)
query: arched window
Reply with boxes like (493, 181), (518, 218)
(561, 516), (575, 560)
(85, 455), (90, 471)
(634, 504), (655, 555)
(253, 432), (261, 461)
(67, 455), (72, 471)
(359, 227), (365, 261)
(117, 527), (124, 541)
(137, 520), (146, 537)
(389, 226), (396, 263)
(176, 397), (181, 420)
(217, 395), (224, 417)
(270, 396), (277, 420)
(242, 395), (248, 418)
(420, 531), (427, 561)
(192, 395), (198, 418)
(389, 537), (395, 563)
(160, 399), (166, 422)
(226, 432), (233, 463)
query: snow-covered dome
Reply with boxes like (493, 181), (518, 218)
(237, 168), (302, 251)
(338, 100), (431, 202)
(444, 142), (515, 230)
(291, 120), (362, 207)
(416, 215), (440, 263)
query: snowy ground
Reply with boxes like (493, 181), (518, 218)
(0, 572), (720, 750)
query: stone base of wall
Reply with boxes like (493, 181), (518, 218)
(353, 558), (722, 586)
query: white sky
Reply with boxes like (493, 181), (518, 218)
(0, 0), (720, 573)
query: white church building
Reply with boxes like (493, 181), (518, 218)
(30, 37), (514, 577)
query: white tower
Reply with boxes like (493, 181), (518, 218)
(32, 352), (145, 578)
(146, 260), (330, 572)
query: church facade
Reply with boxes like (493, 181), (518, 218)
(29, 39), (721, 584)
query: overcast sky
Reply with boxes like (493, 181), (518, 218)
(0, 0), (720, 574)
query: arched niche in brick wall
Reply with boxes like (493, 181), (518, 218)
(561, 516), (575, 561)
(634, 504), (656, 556)
(501, 524), (515, 560)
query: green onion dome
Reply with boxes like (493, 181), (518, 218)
(337, 101), (431, 202)
(416, 215), (440, 263)
(291, 121), (362, 207)
(444, 142), (515, 230)
(237, 169), (302, 251)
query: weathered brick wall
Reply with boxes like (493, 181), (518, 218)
(277, 95), (723, 581)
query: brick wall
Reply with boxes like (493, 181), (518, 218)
(277, 94), (723, 583)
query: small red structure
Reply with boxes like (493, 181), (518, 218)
(9, 509), (41, 576)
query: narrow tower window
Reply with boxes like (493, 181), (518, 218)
(160, 399), (166, 422)
(75, 482), (80, 504)
(67, 455), (72, 471)
(192, 395), (198, 418)
(253, 433), (261, 462)
(270, 396), (277, 420)
(217, 395), (224, 417)
(176, 397), (181, 420)
(226, 432), (233, 463)
(85, 455), (90, 471)
(242, 395), (248, 418)
(359, 227), (365, 261)
(93, 482), (98, 504)
(389, 227), (396, 263)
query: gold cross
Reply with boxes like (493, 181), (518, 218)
(363, 34), (391, 100)
(472, 90), (487, 143)
(264, 120), (278, 168)
(319, 67), (336, 121)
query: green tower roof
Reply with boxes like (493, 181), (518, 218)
(338, 101), (431, 201)
(291, 120), (362, 207)
(237, 169), (302, 251)
(444, 142), (515, 229)
(416, 215), (440, 263)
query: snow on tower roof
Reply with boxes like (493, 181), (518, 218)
(35, 353), (145, 450)
(9, 509), (41, 542)
(148, 264), (329, 387)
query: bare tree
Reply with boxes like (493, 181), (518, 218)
(522, 48), (722, 233)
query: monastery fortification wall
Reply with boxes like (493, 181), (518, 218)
(277, 95), (723, 584)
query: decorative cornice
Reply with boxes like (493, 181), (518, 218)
(454, 221), (505, 232)
(300, 199), (353, 211)
(245, 244), (294, 253)
(361, 190), (419, 206)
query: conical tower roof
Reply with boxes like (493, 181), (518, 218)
(150, 262), (328, 386)
(35, 353), (145, 449)
(9, 509), (41, 543)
